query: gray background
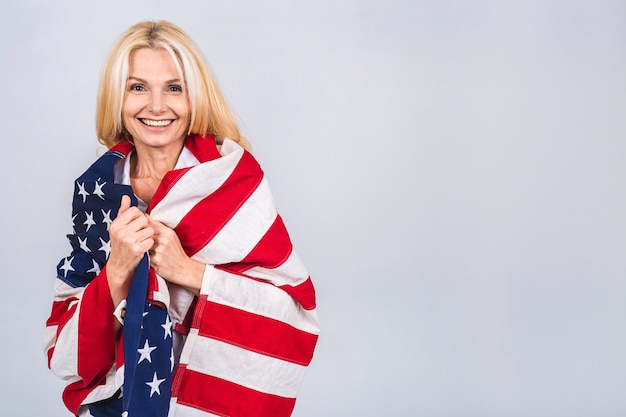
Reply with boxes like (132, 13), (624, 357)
(1, 0), (625, 416)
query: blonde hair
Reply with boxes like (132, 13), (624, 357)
(96, 20), (250, 150)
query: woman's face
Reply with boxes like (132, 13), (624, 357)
(122, 47), (190, 152)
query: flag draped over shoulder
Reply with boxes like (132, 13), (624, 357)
(45, 135), (320, 417)
(151, 136), (319, 416)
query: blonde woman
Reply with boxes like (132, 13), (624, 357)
(45, 20), (319, 417)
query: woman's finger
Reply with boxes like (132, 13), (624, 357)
(118, 195), (132, 215)
(134, 226), (155, 243)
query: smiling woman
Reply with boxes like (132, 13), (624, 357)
(123, 48), (190, 150)
(43, 20), (319, 417)
(95, 21), (248, 152)
(122, 48), (192, 204)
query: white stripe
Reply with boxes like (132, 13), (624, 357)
(150, 145), (244, 228)
(152, 273), (171, 307)
(168, 400), (222, 417)
(49, 305), (80, 379)
(243, 249), (310, 287)
(181, 330), (306, 398)
(200, 266), (320, 334)
(43, 325), (58, 354)
(53, 278), (83, 300)
(81, 365), (120, 404)
(193, 176), (277, 264)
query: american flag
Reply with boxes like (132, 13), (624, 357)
(120, 255), (173, 417)
(45, 135), (320, 417)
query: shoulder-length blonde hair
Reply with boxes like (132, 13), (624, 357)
(96, 20), (249, 150)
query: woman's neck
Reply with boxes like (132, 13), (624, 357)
(129, 140), (185, 204)
(130, 141), (184, 181)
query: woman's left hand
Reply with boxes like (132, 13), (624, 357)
(147, 216), (205, 294)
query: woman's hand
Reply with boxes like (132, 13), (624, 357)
(147, 217), (205, 295)
(107, 195), (154, 307)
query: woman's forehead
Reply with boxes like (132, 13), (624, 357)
(128, 48), (181, 79)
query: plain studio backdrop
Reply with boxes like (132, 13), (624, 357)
(1, 1), (625, 416)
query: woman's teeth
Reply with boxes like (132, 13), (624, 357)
(141, 119), (172, 127)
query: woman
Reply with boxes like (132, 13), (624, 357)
(44, 20), (319, 417)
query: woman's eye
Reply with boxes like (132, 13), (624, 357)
(129, 84), (145, 92)
(168, 85), (183, 92)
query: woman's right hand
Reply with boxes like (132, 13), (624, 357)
(106, 195), (154, 308)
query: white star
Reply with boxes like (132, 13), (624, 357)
(59, 257), (75, 278)
(78, 236), (91, 253)
(94, 180), (106, 200)
(161, 315), (173, 339)
(84, 211), (96, 232)
(137, 339), (157, 364)
(141, 311), (148, 330)
(77, 182), (90, 202)
(98, 237), (111, 259)
(146, 372), (166, 397)
(87, 259), (101, 275)
(101, 209), (113, 230)
(71, 214), (78, 233)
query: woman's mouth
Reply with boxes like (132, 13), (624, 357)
(140, 118), (173, 127)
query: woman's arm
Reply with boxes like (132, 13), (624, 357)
(44, 195), (156, 413)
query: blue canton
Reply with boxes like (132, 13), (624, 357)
(59, 148), (173, 417)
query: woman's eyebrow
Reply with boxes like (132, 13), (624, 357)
(127, 76), (146, 83)
(127, 76), (182, 84)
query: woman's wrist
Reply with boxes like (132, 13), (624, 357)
(182, 259), (205, 295)
(105, 265), (132, 308)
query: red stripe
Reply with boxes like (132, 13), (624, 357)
(185, 134), (221, 163)
(195, 299), (317, 366)
(76, 271), (116, 394)
(109, 139), (133, 155)
(46, 297), (79, 326)
(174, 150), (264, 256)
(175, 368), (296, 417)
(147, 135), (225, 212)
(279, 277), (317, 311)
(146, 268), (168, 308)
(116, 334), (125, 370)
(148, 166), (193, 212)
(216, 214), (317, 310)
(47, 298), (80, 351)
(224, 215), (293, 274)
(63, 380), (89, 414)
(59, 270), (117, 413)
(46, 302), (78, 368)
(47, 343), (55, 368)
(171, 363), (187, 398)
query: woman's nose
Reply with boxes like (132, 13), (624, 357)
(148, 92), (165, 114)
